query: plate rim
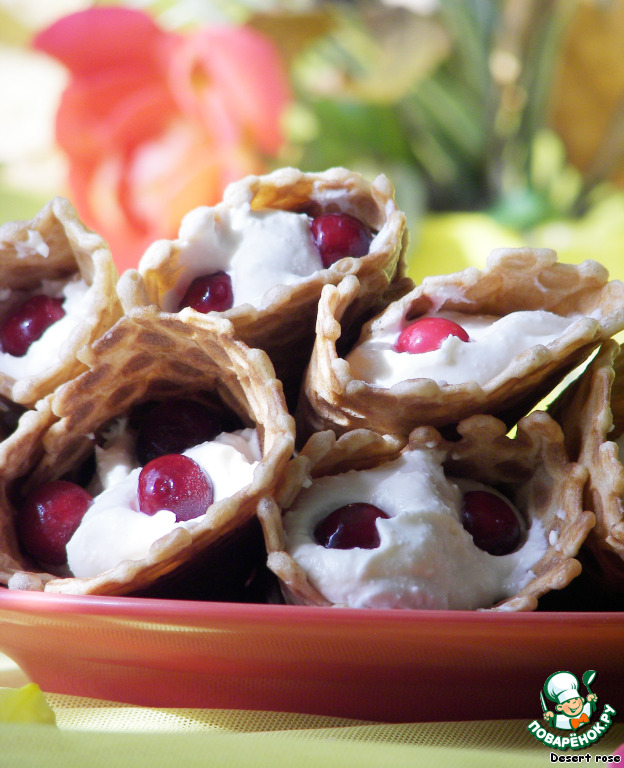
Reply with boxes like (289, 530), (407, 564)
(1, 586), (623, 629)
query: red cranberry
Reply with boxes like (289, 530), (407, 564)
(311, 213), (372, 268)
(314, 502), (389, 549)
(135, 399), (228, 465)
(138, 453), (214, 522)
(18, 480), (93, 565)
(460, 490), (522, 556)
(394, 316), (469, 354)
(178, 272), (233, 313)
(0, 294), (65, 357)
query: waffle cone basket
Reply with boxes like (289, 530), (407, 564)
(297, 247), (624, 441)
(1, 306), (295, 595)
(0, 398), (57, 586)
(0, 197), (122, 406)
(260, 412), (595, 611)
(123, 167), (411, 404)
(549, 339), (624, 590)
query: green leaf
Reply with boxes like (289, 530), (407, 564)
(294, 98), (413, 171)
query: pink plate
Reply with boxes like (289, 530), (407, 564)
(0, 588), (622, 722)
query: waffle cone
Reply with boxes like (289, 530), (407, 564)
(260, 412), (594, 611)
(297, 247), (624, 440)
(549, 340), (624, 589)
(0, 197), (123, 406)
(1, 306), (295, 595)
(0, 398), (57, 589)
(124, 167), (410, 405)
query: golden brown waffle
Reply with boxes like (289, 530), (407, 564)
(0, 398), (57, 587)
(0, 197), (122, 406)
(122, 167), (410, 405)
(549, 340), (624, 589)
(1, 306), (295, 595)
(297, 247), (624, 440)
(260, 411), (594, 611)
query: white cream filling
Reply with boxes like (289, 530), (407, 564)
(66, 425), (260, 578)
(0, 276), (91, 379)
(152, 204), (325, 312)
(283, 449), (548, 610)
(345, 309), (577, 388)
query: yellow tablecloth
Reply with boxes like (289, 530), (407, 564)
(1, 652), (622, 767)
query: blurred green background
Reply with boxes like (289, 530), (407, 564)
(2, 0), (624, 281)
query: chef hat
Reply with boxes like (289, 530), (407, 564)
(545, 671), (580, 705)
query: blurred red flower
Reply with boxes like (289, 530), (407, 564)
(33, 6), (291, 271)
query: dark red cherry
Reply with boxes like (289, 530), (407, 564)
(394, 316), (469, 354)
(135, 399), (226, 465)
(311, 213), (372, 268)
(0, 294), (65, 357)
(18, 480), (93, 565)
(137, 453), (213, 522)
(460, 490), (522, 556)
(178, 272), (233, 313)
(314, 502), (389, 549)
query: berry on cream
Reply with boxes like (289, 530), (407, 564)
(346, 309), (577, 388)
(283, 449), (547, 610)
(66, 426), (260, 578)
(18, 398), (261, 579)
(0, 277), (93, 379)
(148, 205), (375, 313)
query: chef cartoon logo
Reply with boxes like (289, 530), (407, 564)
(527, 670), (617, 751)
(542, 670), (597, 730)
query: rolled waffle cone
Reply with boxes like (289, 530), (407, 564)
(0, 398), (56, 588)
(260, 411), (595, 611)
(549, 339), (624, 589)
(1, 306), (295, 595)
(297, 247), (624, 440)
(121, 167), (410, 405)
(0, 197), (123, 406)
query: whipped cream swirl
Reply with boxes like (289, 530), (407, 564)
(283, 449), (548, 610)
